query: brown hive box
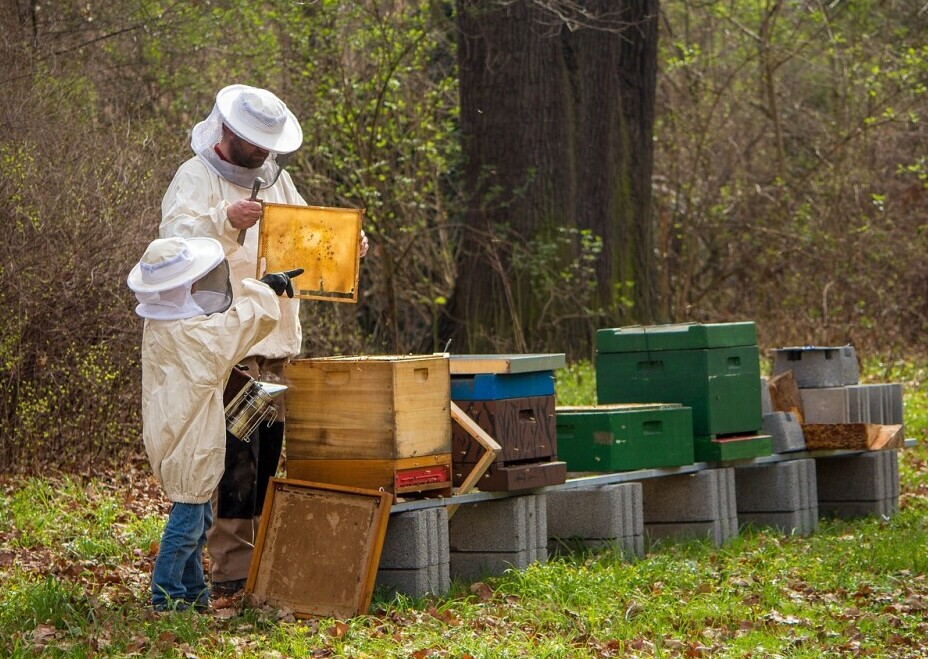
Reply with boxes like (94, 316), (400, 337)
(452, 395), (566, 491)
(284, 355), (452, 498)
(448, 354), (568, 492)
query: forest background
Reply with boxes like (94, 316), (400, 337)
(1, 0), (927, 472)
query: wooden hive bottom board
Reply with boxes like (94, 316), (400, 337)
(286, 454), (452, 499)
(693, 434), (772, 462)
(453, 459), (567, 492)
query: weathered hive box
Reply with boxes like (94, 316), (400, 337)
(555, 403), (695, 472)
(595, 322), (762, 438)
(284, 355), (452, 497)
(450, 354), (567, 492)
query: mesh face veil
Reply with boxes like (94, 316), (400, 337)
(191, 104), (281, 189)
(191, 259), (233, 316)
(133, 260), (232, 320)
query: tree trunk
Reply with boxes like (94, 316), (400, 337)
(445, 0), (659, 357)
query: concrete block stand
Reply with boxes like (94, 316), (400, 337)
(815, 450), (900, 519)
(735, 459), (818, 535)
(448, 494), (547, 582)
(640, 468), (738, 547)
(546, 483), (644, 559)
(762, 412), (805, 453)
(377, 507), (450, 598)
(771, 345), (859, 388)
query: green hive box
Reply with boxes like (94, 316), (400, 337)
(694, 434), (772, 462)
(556, 403), (694, 472)
(595, 322), (762, 438)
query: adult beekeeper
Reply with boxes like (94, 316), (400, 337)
(128, 235), (302, 611)
(160, 84), (369, 597)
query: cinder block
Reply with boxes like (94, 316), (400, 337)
(641, 469), (733, 523)
(805, 504), (820, 534)
(885, 383), (904, 425)
(640, 469), (738, 545)
(720, 467), (737, 539)
(816, 450), (899, 502)
(379, 508), (448, 569)
(800, 387), (851, 424)
(762, 412), (805, 453)
(867, 384), (884, 425)
(525, 494), (547, 564)
(449, 494), (547, 582)
(377, 507), (450, 598)
(547, 483), (643, 540)
(799, 458), (817, 511)
(735, 460), (810, 512)
(772, 346), (859, 388)
(546, 483), (643, 556)
(845, 385), (870, 423)
(449, 494), (546, 553)
(734, 459), (818, 536)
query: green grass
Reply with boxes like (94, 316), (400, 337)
(2, 359), (928, 656)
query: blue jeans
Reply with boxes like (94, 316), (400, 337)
(152, 502), (213, 610)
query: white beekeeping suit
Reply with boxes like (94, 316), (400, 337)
(128, 236), (280, 503)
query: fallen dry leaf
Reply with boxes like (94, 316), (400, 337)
(155, 630), (178, 651)
(327, 620), (349, 638)
(469, 581), (493, 601)
(31, 623), (57, 647)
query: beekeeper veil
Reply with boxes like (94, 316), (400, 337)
(190, 84), (303, 190)
(127, 237), (232, 320)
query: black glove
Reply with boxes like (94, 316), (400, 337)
(260, 268), (304, 298)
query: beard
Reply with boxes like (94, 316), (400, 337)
(228, 136), (270, 169)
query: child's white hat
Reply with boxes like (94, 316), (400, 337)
(128, 237), (224, 293)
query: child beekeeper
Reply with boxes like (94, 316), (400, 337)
(127, 235), (301, 612)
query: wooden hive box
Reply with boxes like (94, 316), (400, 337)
(285, 355), (452, 498)
(556, 403), (695, 472)
(595, 322), (762, 438)
(450, 354), (567, 491)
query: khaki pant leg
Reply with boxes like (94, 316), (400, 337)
(207, 489), (256, 583)
(208, 357), (289, 583)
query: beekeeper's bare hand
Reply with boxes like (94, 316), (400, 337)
(227, 199), (264, 230)
(359, 230), (369, 258)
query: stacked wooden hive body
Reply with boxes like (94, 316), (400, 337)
(593, 322), (771, 462)
(284, 355), (453, 499)
(450, 354), (567, 491)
